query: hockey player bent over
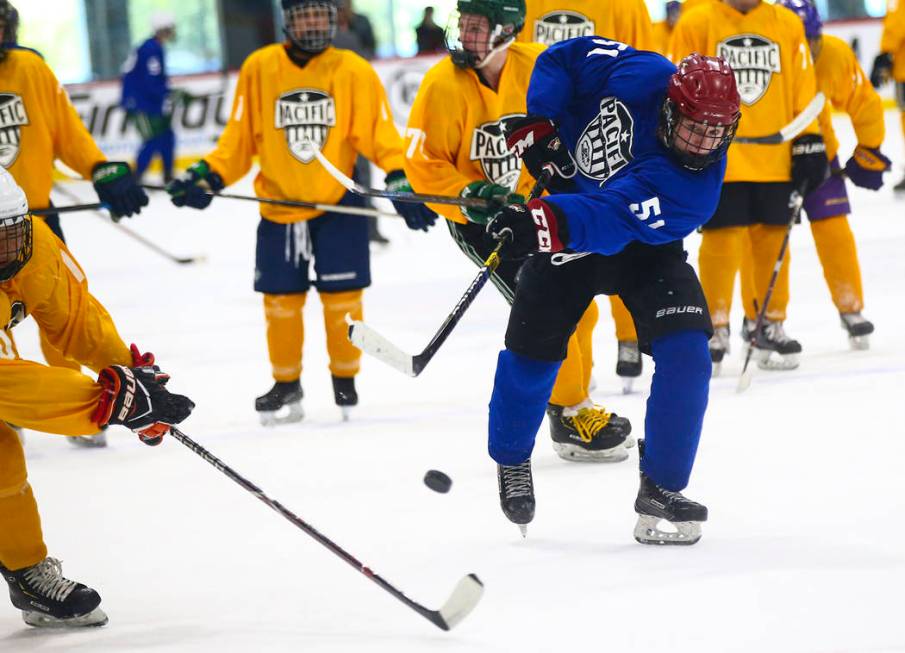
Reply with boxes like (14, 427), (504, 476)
(404, 0), (633, 463)
(870, 0), (905, 193)
(168, 0), (436, 425)
(485, 42), (740, 543)
(0, 170), (193, 627)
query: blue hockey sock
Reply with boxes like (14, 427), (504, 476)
(641, 330), (711, 491)
(488, 349), (561, 465)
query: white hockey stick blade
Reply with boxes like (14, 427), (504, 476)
(734, 92), (825, 144)
(348, 320), (416, 377)
(736, 367), (753, 393)
(435, 574), (484, 630)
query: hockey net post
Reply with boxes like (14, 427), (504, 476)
(733, 93), (825, 145)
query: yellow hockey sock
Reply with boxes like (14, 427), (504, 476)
(748, 224), (791, 322)
(609, 295), (637, 341)
(0, 424), (47, 571)
(698, 226), (746, 327)
(321, 289), (363, 378)
(810, 215), (864, 313)
(550, 300), (598, 407)
(263, 293), (306, 382)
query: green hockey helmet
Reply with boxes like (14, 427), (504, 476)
(447, 0), (526, 69)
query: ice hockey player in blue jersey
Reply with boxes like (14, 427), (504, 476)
(485, 38), (741, 544)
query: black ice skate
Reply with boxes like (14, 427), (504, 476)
(744, 318), (801, 370)
(840, 312), (874, 350)
(332, 375), (358, 421)
(546, 402), (633, 462)
(634, 471), (708, 545)
(0, 558), (108, 628)
(497, 460), (535, 537)
(68, 427), (108, 449)
(894, 175), (905, 195)
(615, 340), (642, 394)
(255, 380), (304, 426)
(708, 326), (730, 377)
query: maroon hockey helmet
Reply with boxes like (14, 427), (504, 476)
(659, 53), (741, 171)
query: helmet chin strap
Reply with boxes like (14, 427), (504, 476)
(473, 26), (514, 70)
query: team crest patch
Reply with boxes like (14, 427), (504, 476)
(533, 11), (595, 45)
(274, 89), (336, 164)
(469, 113), (525, 190)
(0, 93), (28, 168)
(717, 34), (781, 106)
(575, 96), (633, 184)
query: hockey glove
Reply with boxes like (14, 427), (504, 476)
(504, 115), (577, 192)
(460, 181), (524, 225)
(486, 198), (569, 260)
(92, 161), (149, 221)
(166, 160), (224, 210)
(844, 145), (892, 190)
(790, 134), (829, 197)
(869, 52), (893, 88)
(384, 170), (438, 231)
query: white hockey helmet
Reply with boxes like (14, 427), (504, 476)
(151, 12), (176, 33)
(0, 167), (31, 282)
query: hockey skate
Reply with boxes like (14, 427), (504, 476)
(497, 460), (535, 537)
(840, 312), (874, 350)
(332, 375), (358, 421)
(616, 340), (642, 394)
(743, 318), (801, 370)
(708, 326), (730, 377)
(255, 380), (304, 426)
(68, 429), (108, 448)
(894, 175), (905, 195)
(546, 401), (633, 462)
(0, 558), (108, 628)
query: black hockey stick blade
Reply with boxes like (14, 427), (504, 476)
(734, 93), (825, 144)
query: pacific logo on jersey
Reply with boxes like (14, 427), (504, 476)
(717, 35), (781, 106)
(470, 114), (525, 190)
(533, 11), (595, 45)
(575, 96), (633, 184)
(275, 89), (336, 164)
(0, 93), (29, 168)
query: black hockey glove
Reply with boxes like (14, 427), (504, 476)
(869, 52), (893, 88)
(92, 161), (149, 221)
(166, 160), (224, 210)
(790, 134), (829, 197)
(93, 346), (194, 446)
(384, 170), (438, 231)
(504, 115), (577, 193)
(485, 198), (569, 260)
(460, 181), (524, 224)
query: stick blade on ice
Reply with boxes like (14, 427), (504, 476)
(348, 320), (417, 377)
(432, 574), (484, 631)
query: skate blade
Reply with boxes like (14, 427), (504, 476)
(340, 406), (352, 422)
(258, 402), (304, 427)
(710, 360), (722, 378)
(754, 349), (799, 371)
(23, 607), (108, 628)
(518, 524), (528, 538)
(623, 434), (636, 449)
(848, 335), (870, 351)
(621, 377), (635, 394)
(633, 515), (702, 546)
(68, 433), (108, 448)
(552, 441), (629, 463)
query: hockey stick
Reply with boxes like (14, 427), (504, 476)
(737, 185), (806, 393)
(310, 146), (491, 208)
(167, 427), (484, 631)
(31, 203), (106, 215)
(349, 166), (554, 377)
(733, 93), (825, 145)
(142, 184), (402, 219)
(51, 183), (205, 265)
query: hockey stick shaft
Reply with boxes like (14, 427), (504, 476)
(168, 427), (482, 630)
(733, 93), (825, 145)
(142, 184), (402, 219)
(31, 203), (106, 215)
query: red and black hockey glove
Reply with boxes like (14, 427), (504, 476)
(504, 115), (577, 192)
(485, 198), (569, 260)
(844, 145), (891, 190)
(92, 345), (195, 445)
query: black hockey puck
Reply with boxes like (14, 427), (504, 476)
(423, 469), (452, 493)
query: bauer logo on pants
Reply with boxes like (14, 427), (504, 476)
(470, 114), (525, 190)
(533, 11), (595, 45)
(0, 93), (29, 168)
(275, 89), (336, 164)
(576, 96), (633, 185)
(717, 35), (781, 106)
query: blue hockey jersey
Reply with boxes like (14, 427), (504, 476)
(120, 37), (169, 116)
(527, 37), (726, 255)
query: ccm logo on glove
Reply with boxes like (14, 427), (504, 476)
(531, 205), (552, 251)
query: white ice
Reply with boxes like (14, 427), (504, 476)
(4, 112), (905, 652)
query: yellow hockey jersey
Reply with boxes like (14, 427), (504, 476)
(519, 0), (654, 50)
(652, 20), (672, 55)
(204, 44), (405, 224)
(403, 43), (544, 224)
(0, 49), (106, 211)
(881, 0), (905, 81)
(668, 1), (819, 183)
(815, 34), (884, 162)
(0, 219), (131, 436)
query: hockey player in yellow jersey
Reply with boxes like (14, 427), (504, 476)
(871, 0), (905, 192)
(405, 0), (633, 462)
(0, 169), (193, 628)
(0, 1), (149, 446)
(652, 1), (681, 55)
(739, 0), (891, 350)
(519, 0), (654, 391)
(669, 0), (828, 373)
(167, 0), (436, 425)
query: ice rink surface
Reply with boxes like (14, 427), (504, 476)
(4, 113), (904, 652)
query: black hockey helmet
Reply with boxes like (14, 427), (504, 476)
(0, 0), (19, 62)
(282, 0), (338, 55)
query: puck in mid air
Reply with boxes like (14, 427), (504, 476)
(423, 469), (452, 493)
